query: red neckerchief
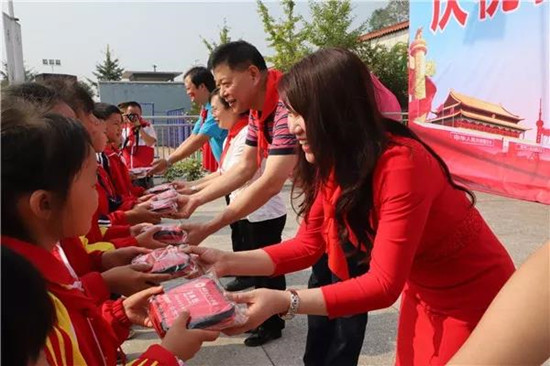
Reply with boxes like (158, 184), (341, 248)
(219, 115), (249, 167)
(1, 236), (120, 364)
(321, 173), (360, 281)
(200, 108), (208, 125)
(250, 69), (283, 166)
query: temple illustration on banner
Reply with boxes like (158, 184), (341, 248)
(408, 27), (549, 144)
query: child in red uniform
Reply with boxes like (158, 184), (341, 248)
(1, 101), (219, 365)
(2, 82), (173, 303)
(186, 48), (515, 365)
(95, 103), (145, 200)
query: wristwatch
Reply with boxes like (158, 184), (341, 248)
(279, 289), (300, 320)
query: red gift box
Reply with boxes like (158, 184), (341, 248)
(149, 276), (245, 336)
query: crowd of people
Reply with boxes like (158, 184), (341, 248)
(1, 40), (548, 366)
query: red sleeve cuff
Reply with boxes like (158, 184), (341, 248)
(81, 272), (110, 304)
(111, 236), (139, 248)
(136, 345), (179, 366)
(112, 298), (132, 327)
(104, 225), (132, 240)
(88, 251), (104, 271)
(108, 211), (128, 225)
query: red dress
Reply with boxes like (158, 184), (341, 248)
(264, 136), (515, 365)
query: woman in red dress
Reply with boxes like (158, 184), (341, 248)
(188, 48), (515, 365)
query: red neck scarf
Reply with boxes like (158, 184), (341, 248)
(250, 69), (283, 166)
(321, 174), (360, 281)
(1, 236), (120, 363)
(219, 115), (249, 167)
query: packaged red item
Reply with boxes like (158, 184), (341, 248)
(141, 224), (187, 244)
(154, 187), (178, 201)
(129, 167), (150, 178)
(145, 183), (174, 195)
(149, 274), (248, 335)
(149, 198), (177, 214)
(131, 245), (200, 277)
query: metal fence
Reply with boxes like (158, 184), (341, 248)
(145, 115), (200, 161)
(145, 112), (409, 161)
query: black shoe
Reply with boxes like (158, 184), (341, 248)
(224, 277), (255, 292)
(244, 328), (282, 347)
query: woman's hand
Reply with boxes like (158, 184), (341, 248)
(222, 289), (290, 335)
(183, 245), (231, 277)
(178, 221), (211, 246)
(101, 263), (172, 296)
(161, 312), (220, 361)
(101, 246), (151, 270)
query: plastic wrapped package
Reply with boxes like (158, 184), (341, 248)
(149, 274), (248, 336)
(149, 198), (177, 215)
(140, 224), (187, 244)
(153, 187), (179, 201)
(131, 245), (201, 278)
(129, 167), (150, 179)
(145, 183), (174, 195)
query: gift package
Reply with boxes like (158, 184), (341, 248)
(149, 198), (178, 215)
(145, 183), (175, 195)
(149, 274), (248, 335)
(131, 245), (200, 278)
(148, 225), (188, 244)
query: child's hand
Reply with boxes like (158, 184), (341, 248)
(122, 286), (164, 327)
(135, 226), (167, 249)
(129, 223), (153, 237)
(101, 246), (151, 270)
(125, 204), (162, 225)
(102, 263), (172, 296)
(161, 312), (220, 361)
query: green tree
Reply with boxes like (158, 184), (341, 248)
(201, 19), (232, 53)
(356, 42), (408, 110)
(257, 0), (310, 71)
(305, 0), (367, 51)
(1, 61), (36, 87)
(367, 0), (409, 31)
(92, 45), (124, 84)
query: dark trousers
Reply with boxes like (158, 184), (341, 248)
(303, 255), (369, 366)
(225, 195), (252, 253)
(241, 215), (287, 332)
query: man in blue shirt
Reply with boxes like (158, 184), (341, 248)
(149, 66), (227, 175)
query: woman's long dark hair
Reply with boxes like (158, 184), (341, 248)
(279, 48), (474, 261)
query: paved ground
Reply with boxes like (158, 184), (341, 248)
(123, 184), (549, 365)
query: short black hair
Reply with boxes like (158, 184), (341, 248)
(2, 82), (62, 113)
(208, 40), (267, 72)
(118, 101), (142, 113)
(1, 100), (92, 240)
(94, 103), (121, 120)
(183, 66), (216, 92)
(1, 247), (55, 366)
(42, 79), (94, 115)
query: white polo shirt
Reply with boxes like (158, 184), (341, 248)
(219, 126), (286, 222)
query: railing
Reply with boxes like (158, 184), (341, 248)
(145, 112), (410, 161)
(144, 115), (201, 161)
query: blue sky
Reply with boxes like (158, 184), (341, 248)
(2, 0), (386, 80)
(409, 0), (549, 141)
